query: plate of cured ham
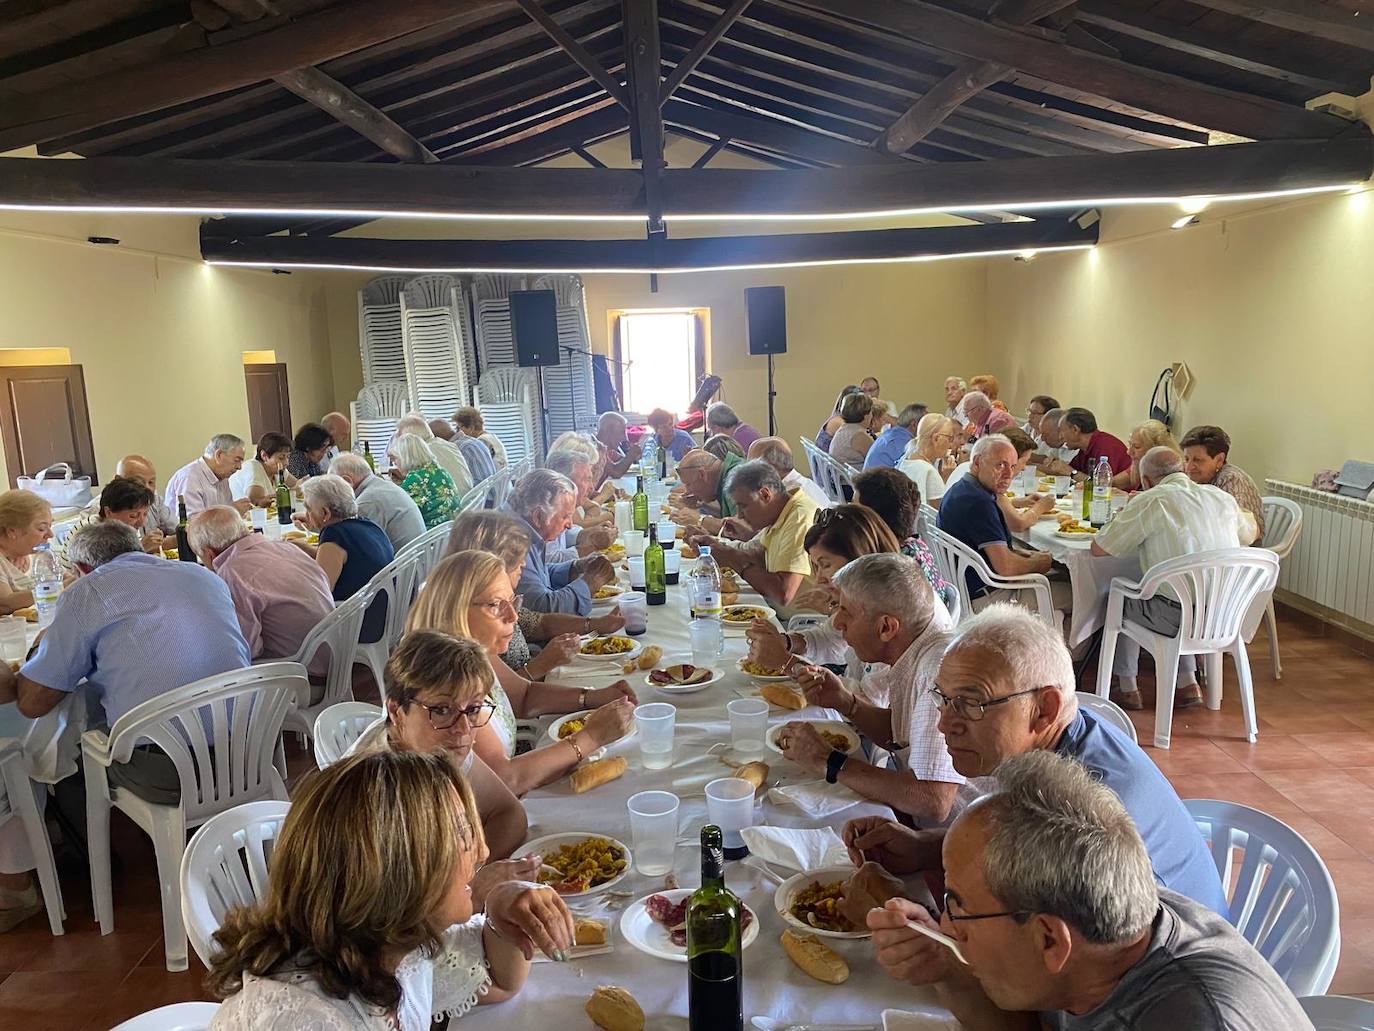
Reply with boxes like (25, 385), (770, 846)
(619, 889), (759, 962)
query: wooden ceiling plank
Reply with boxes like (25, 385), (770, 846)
(663, 95), (904, 165)
(274, 67), (438, 162)
(0, 22), (207, 98)
(1185, 0), (1374, 53)
(659, 0), (752, 104)
(514, 0), (631, 110)
(0, 0), (170, 62)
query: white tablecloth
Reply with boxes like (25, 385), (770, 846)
(1017, 520), (1140, 648)
(460, 578), (951, 1029)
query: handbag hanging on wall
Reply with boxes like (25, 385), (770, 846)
(1149, 368), (1174, 431)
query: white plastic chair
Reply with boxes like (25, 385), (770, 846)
(180, 799), (291, 968)
(312, 702), (383, 768)
(926, 526), (1062, 631)
(800, 438), (843, 503)
(396, 521), (453, 584)
(82, 662), (307, 970)
(354, 550), (423, 690)
(1094, 549), (1279, 749)
(287, 587), (374, 739)
(1186, 799), (1340, 996)
(1300, 995), (1374, 1030)
(1074, 692), (1138, 744)
(111, 1002), (221, 1031)
(786, 614), (829, 632)
(1257, 496), (1303, 680)
(0, 738), (64, 934)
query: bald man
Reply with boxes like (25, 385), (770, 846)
(748, 437), (830, 508)
(320, 412), (351, 461)
(597, 412), (642, 481)
(114, 454), (178, 542)
(428, 418), (456, 441)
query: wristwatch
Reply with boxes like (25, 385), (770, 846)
(825, 749), (849, 785)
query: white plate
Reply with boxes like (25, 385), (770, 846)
(774, 867), (871, 940)
(737, 658), (793, 682)
(720, 604), (776, 632)
(766, 720), (861, 758)
(591, 584), (627, 602)
(522, 832), (633, 899)
(883, 1009), (961, 1031)
(643, 665), (724, 693)
(577, 636), (643, 662)
(1054, 527), (1098, 540)
(546, 710), (637, 748)
(619, 889), (760, 962)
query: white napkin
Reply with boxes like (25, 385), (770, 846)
(739, 825), (849, 872)
(769, 779), (866, 819)
(881, 1010), (963, 1031)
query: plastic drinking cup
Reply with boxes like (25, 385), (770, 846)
(627, 790), (680, 876)
(727, 698), (769, 756)
(0, 616), (25, 664)
(627, 555), (646, 589)
(663, 548), (681, 584)
(624, 530), (646, 557)
(689, 618), (724, 667)
(635, 702), (677, 770)
(249, 508), (268, 531)
(706, 777), (757, 855)
(614, 500), (633, 534)
(620, 591), (647, 635)
(656, 520), (678, 549)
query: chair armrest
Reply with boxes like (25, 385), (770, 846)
(982, 570), (1059, 618)
(80, 727), (113, 767)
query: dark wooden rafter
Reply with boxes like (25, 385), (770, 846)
(785, 0), (1358, 141)
(0, 0), (169, 63)
(663, 97), (905, 167)
(876, 0), (1075, 155)
(572, 144), (607, 166)
(1185, 0), (1374, 54)
(658, 0), (752, 105)
(515, 0), (630, 110)
(691, 136), (730, 167)
(624, 0), (667, 233)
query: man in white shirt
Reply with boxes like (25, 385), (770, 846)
(943, 376), (967, 422)
(1091, 447), (1258, 711)
(164, 434), (252, 517)
(321, 411), (351, 462)
(747, 436), (831, 508)
(394, 413), (473, 495)
(330, 453), (426, 552)
(1029, 408), (1078, 476)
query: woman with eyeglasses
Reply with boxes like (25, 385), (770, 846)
(899, 413), (962, 507)
(407, 550), (636, 796)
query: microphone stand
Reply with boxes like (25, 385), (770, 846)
(559, 343), (631, 425)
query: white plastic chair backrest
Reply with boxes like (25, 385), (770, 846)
(919, 502), (939, 539)
(359, 274), (408, 307)
(787, 614), (828, 632)
(926, 527), (981, 625)
(293, 589), (374, 712)
(362, 550), (422, 655)
(110, 1001), (221, 1031)
(1074, 692), (1138, 743)
(103, 663), (306, 826)
(312, 702), (383, 768)
(461, 473), (498, 512)
(356, 381), (411, 420)
(475, 366), (535, 405)
(799, 436), (820, 478)
(402, 273), (459, 310)
(0, 738), (27, 825)
(1300, 995), (1374, 1031)
(1134, 549), (1279, 650)
(180, 800), (290, 968)
(1186, 798), (1340, 996)
(1261, 496), (1303, 559)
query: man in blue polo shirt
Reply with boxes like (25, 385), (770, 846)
(863, 403), (928, 470)
(842, 604), (1229, 917)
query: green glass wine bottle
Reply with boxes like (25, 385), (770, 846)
(364, 440), (375, 471)
(645, 524), (666, 605)
(632, 473), (649, 533)
(175, 495), (197, 564)
(686, 825), (743, 1031)
(276, 468), (293, 525)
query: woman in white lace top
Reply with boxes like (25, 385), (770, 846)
(207, 750), (575, 1030)
(405, 549), (636, 796)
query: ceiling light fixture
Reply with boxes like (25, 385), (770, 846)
(1014, 250), (1037, 261)
(1177, 197), (1210, 214)
(1171, 214), (1200, 230)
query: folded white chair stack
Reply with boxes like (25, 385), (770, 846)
(401, 274), (476, 421)
(350, 381), (411, 470)
(357, 275), (408, 386)
(474, 367), (540, 470)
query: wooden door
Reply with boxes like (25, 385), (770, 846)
(244, 363), (292, 443)
(0, 364), (97, 487)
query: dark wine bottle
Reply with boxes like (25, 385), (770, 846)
(645, 524), (666, 605)
(175, 494), (197, 564)
(687, 825), (743, 1031)
(276, 468), (293, 525)
(632, 474), (649, 533)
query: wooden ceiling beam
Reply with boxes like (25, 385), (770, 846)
(515, 0), (631, 111)
(785, 0), (1356, 140)
(0, 0), (169, 63)
(0, 0), (510, 152)
(1184, 0), (1374, 54)
(662, 96), (904, 166)
(659, 0), (752, 105)
(624, 0), (667, 231)
(273, 67), (439, 162)
(447, 102), (628, 166)
(876, 0), (1075, 154)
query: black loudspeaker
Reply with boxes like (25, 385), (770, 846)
(745, 285), (787, 355)
(511, 289), (559, 367)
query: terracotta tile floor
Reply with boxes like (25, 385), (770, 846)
(3, 610), (1374, 1028)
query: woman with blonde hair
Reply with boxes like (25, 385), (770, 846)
(899, 413), (962, 507)
(0, 489), (56, 615)
(206, 749), (574, 1029)
(1113, 418), (1181, 490)
(406, 549), (635, 795)
(448, 510), (624, 679)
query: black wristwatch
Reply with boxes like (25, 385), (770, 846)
(825, 749), (849, 785)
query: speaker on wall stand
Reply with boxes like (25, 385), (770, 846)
(510, 288), (559, 448)
(745, 286), (787, 435)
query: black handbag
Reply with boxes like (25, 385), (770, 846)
(1149, 368), (1174, 430)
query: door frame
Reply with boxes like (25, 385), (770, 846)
(0, 363), (97, 488)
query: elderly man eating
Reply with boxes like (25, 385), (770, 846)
(1028, 407), (1077, 476)
(1061, 406), (1131, 477)
(1181, 425), (1265, 539)
(506, 468), (615, 614)
(843, 603), (1226, 914)
(960, 391), (1017, 442)
(672, 447), (746, 534)
(188, 506), (335, 669)
(165, 433), (253, 517)
(114, 454), (178, 541)
(596, 412), (641, 481)
(868, 750), (1309, 1031)
(684, 460), (818, 613)
(864, 403), (928, 470)
(705, 401), (761, 452)
(329, 452), (425, 552)
(747, 436), (830, 508)
(646, 408), (697, 462)
(777, 554), (963, 825)
(320, 411), (351, 461)
(543, 450), (617, 561)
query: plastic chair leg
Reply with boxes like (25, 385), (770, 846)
(148, 807), (190, 971)
(3, 767), (65, 935)
(1151, 641), (1182, 749)
(1204, 652), (1224, 710)
(1265, 600), (1282, 680)
(1095, 628), (1118, 700)
(1232, 642), (1259, 744)
(83, 763), (114, 935)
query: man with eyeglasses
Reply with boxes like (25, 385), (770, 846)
(507, 469), (615, 614)
(843, 604), (1226, 916)
(866, 751), (1310, 1031)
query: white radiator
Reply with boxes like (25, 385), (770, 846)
(1266, 479), (1374, 630)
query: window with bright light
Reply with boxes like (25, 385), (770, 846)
(617, 311), (701, 415)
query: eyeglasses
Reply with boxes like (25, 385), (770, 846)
(408, 698), (496, 731)
(930, 685), (1042, 721)
(811, 508), (852, 529)
(943, 890), (1031, 924)
(470, 594), (522, 619)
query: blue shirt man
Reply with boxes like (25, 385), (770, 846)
(863, 406), (926, 470)
(509, 509), (592, 615)
(456, 433), (498, 484)
(937, 472), (1012, 598)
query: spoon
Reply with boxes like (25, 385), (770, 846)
(905, 919), (968, 966)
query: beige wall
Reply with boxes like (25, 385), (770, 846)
(986, 190), (1374, 486)
(0, 211), (338, 490)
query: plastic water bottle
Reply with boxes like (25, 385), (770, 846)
(689, 546), (722, 620)
(32, 543), (62, 627)
(642, 433), (659, 484)
(1090, 455), (1112, 527)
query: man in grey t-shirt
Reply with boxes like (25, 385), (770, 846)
(867, 751), (1312, 1031)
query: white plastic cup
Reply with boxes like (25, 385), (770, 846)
(706, 777), (758, 854)
(656, 520), (678, 549)
(614, 500), (633, 535)
(263, 520), (283, 539)
(249, 508), (268, 532)
(1054, 476), (1071, 496)
(689, 618), (723, 667)
(627, 555), (646, 590)
(635, 702), (677, 770)
(620, 591), (648, 635)
(663, 548), (681, 584)
(627, 790), (680, 876)
(727, 698), (769, 756)
(624, 530), (646, 557)
(0, 616), (25, 663)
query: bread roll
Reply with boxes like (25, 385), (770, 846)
(732, 761), (769, 792)
(761, 682), (806, 711)
(586, 985), (645, 1031)
(570, 757), (627, 794)
(574, 918), (607, 946)
(637, 644), (663, 670)
(781, 929), (849, 984)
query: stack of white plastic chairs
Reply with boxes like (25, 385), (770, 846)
(357, 276), (408, 386)
(350, 382), (411, 468)
(475, 367), (540, 469)
(400, 275), (476, 421)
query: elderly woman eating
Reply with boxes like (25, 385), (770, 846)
(0, 489), (57, 615)
(1112, 418), (1181, 490)
(406, 549), (635, 796)
(296, 473), (394, 643)
(389, 432), (460, 529)
(899, 413), (962, 508)
(230, 430), (295, 507)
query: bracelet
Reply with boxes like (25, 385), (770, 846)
(579, 688), (589, 708)
(567, 735), (585, 763)
(845, 692), (860, 720)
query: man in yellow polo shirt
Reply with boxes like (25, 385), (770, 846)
(684, 459), (819, 615)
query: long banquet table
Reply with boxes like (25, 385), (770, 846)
(1014, 517), (1140, 648)
(461, 571), (952, 1029)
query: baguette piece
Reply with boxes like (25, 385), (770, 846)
(781, 929), (850, 984)
(586, 985), (645, 1031)
(637, 644), (663, 670)
(732, 761), (770, 792)
(761, 682), (806, 711)
(574, 918), (607, 946)
(569, 756), (627, 794)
